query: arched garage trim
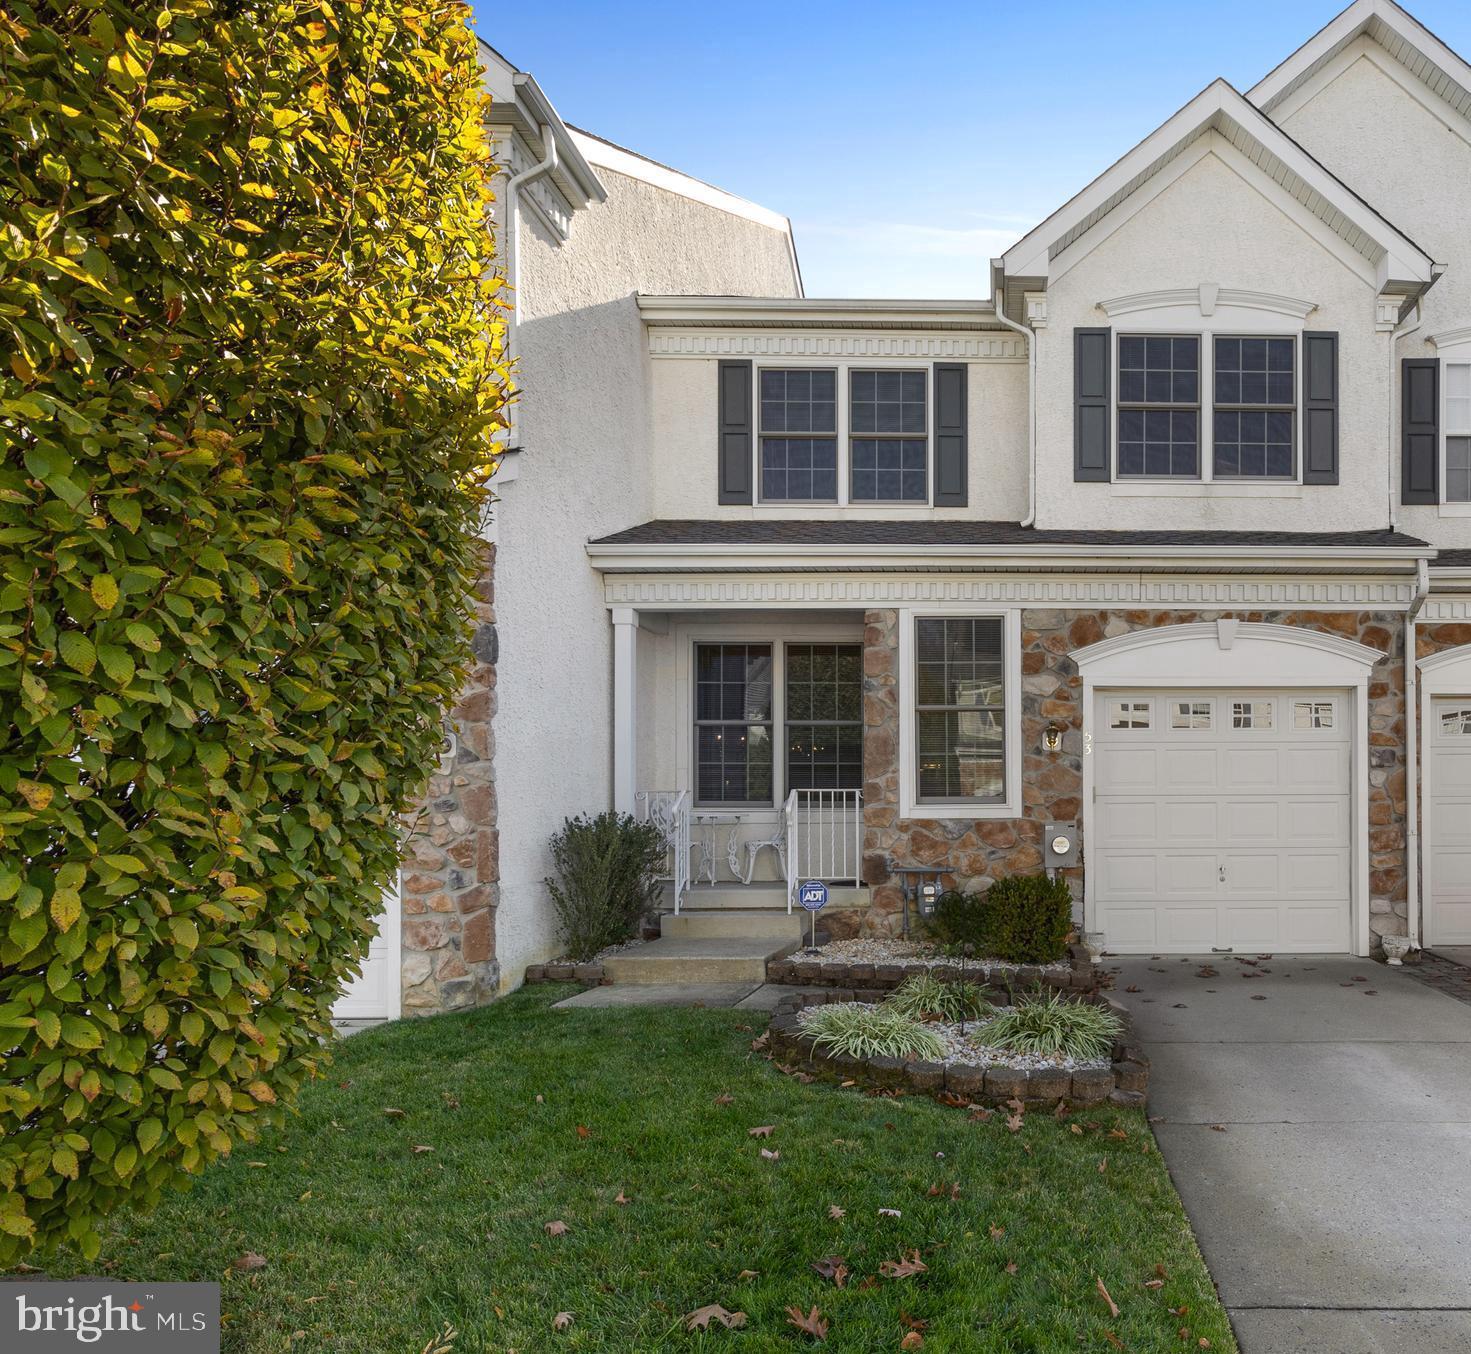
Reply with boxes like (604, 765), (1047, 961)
(1073, 620), (1382, 958)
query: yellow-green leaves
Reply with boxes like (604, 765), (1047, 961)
(1, 0), (509, 1266)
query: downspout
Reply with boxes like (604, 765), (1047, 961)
(992, 294), (1038, 527)
(1405, 554), (1431, 949)
(503, 123), (558, 446)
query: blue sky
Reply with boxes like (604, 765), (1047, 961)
(469, 1), (1471, 297)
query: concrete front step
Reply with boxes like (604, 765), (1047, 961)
(603, 936), (797, 985)
(661, 909), (806, 940)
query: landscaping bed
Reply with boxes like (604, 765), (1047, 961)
(768, 938), (1097, 992)
(769, 989), (1148, 1107)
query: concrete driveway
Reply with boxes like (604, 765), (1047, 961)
(1112, 953), (1471, 1354)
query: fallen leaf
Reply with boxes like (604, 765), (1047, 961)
(878, 1207), (902, 1218)
(737, 1269), (759, 1280)
(713, 1092), (734, 1106)
(544, 1220), (569, 1236)
(233, 1253), (267, 1272)
(1096, 1276), (1120, 1318)
(900, 1312), (928, 1332)
(1155, 1264), (1168, 1279)
(1199, 1340), (1212, 1348)
(552, 1312), (573, 1332)
(684, 1304), (748, 1331)
(381, 1108), (406, 1119)
(1005, 1111), (1024, 1133)
(411, 1145), (434, 1154)
(734, 1023), (753, 1032)
(576, 1125), (591, 1139)
(1069, 1123), (1084, 1135)
(535, 1093), (544, 1103)
(828, 1205), (846, 1220)
(760, 1147), (780, 1161)
(748, 1125), (775, 1138)
(1144, 1278), (1164, 1289)
(785, 1304), (828, 1341)
(1103, 1332), (1124, 1350)
(1109, 1129), (1128, 1141)
(441, 1093), (460, 1109)
(1209, 1125), (1227, 1133)
(811, 1255), (849, 1287)
(1005, 1262), (1018, 1275)
(614, 1191), (631, 1206)
(988, 1224), (1005, 1240)
(1098, 1157), (1108, 1173)
(1125, 985), (1141, 993)
(900, 1333), (924, 1350)
(879, 1250), (928, 1279)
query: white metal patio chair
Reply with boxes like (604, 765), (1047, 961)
(728, 817), (787, 885)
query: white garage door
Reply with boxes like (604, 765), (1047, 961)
(332, 877), (402, 1020)
(1429, 698), (1471, 945)
(1093, 690), (1350, 953)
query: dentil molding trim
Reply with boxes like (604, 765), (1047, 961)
(647, 329), (1026, 361)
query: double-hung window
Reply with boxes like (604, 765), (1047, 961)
(850, 370), (928, 502)
(1446, 361), (1471, 503)
(915, 618), (1006, 804)
(1117, 336), (1199, 477)
(1213, 337), (1295, 477)
(759, 369), (838, 502)
(695, 644), (774, 805)
(757, 366), (932, 504)
(1115, 333), (1298, 480)
(785, 644), (863, 790)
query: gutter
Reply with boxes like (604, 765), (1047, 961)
(1405, 554), (1431, 950)
(989, 282), (1037, 527)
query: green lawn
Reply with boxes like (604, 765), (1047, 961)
(77, 986), (1234, 1352)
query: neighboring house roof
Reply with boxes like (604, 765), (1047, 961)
(1432, 550), (1471, 569)
(998, 78), (1437, 294)
(1249, 0), (1471, 124)
(589, 519), (1428, 551)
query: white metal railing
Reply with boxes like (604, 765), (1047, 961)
(635, 790), (691, 914)
(784, 788), (863, 912)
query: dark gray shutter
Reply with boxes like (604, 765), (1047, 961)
(1402, 358), (1439, 504)
(1301, 331), (1339, 484)
(1074, 327), (1110, 481)
(717, 359), (753, 504)
(932, 362), (967, 506)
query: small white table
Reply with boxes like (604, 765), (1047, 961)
(691, 813), (741, 886)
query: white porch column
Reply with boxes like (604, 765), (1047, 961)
(611, 607), (638, 814)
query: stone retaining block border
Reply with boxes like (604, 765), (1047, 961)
(766, 988), (1147, 1109)
(766, 942), (1098, 994)
(523, 962), (608, 986)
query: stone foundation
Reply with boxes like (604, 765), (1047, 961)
(399, 543), (501, 1013)
(857, 607), (1409, 947)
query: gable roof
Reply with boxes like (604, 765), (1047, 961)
(999, 77), (1436, 291)
(1249, 0), (1471, 124)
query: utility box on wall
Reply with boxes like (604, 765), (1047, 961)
(1043, 822), (1079, 869)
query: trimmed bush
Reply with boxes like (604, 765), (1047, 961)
(884, 973), (992, 1024)
(975, 989), (1122, 1063)
(927, 875), (1074, 964)
(977, 874), (1075, 964)
(0, 1), (508, 1261)
(800, 1003), (946, 1062)
(545, 813), (668, 962)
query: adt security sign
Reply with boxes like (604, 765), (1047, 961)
(799, 880), (828, 911)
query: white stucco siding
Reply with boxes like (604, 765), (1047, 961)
(493, 164), (799, 988)
(1276, 41), (1471, 548)
(1032, 145), (1390, 533)
(648, 356), (1029, 521)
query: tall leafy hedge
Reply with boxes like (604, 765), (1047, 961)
(0, 0), (509, 1260)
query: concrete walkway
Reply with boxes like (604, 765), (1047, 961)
(1112, 953), (1471, 1354)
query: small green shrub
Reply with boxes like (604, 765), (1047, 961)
(884, 973), (992, 1024)
(979, 874), (1075, 964)
(545, 813), (668, 961)
(927, 875), (1074, 964)
(800, 1003), (946, 1061)
(975, 990), (1122, 1062)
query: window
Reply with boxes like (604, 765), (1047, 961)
(1293, 700), (1335, 730)
(1231, 700), (1274, 729)
(1447, 362), (1471, 503)
(695, 644), (774, 804)
(1170, 700), (1212, 730)
(1118, 335), (1200, 477)
(785, 644), (863, 790)
(1439, 706), (1471, 736)
(759, 369), (837, 502)
(915, 618), (1005, 802)
(850, 370), (927, 502)
(1108, 699), (1151, 729)
(1214, 337), (1294, 478)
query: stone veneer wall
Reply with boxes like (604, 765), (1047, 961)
(856, 607), (1409, 947)
(397, 544), (501, 1012)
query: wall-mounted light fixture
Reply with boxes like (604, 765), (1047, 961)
(1042, 723), (1063, 752)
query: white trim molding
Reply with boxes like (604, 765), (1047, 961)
(1099, 286), (1317, 322)
(646, 329), (1023, 361)
(1073, 620), (1381, 958)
